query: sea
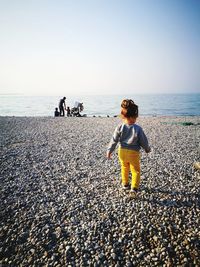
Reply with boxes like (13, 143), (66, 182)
(0, 93), (199, 117)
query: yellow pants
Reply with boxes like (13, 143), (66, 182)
(118, 148), (141, 189)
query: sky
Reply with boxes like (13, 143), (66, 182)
(0, 0), (200, 95)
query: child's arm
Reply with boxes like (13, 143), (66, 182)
(106, 124), (121, 158)
(139, 128), (151, 153)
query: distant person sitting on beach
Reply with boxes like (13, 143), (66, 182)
(59, 97), (66, 116)
(106, 99), (151, 198)
(54, 107), (60, 117)
(67, 106), (71, 117)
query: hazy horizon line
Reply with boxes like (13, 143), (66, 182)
(0, 92), (200, 97)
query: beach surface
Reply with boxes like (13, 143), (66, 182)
(0, 116), (200, 266)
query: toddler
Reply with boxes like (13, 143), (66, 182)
(54, 107), (60, 117)
(107, 99), (151, 197)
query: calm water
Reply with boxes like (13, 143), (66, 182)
(0, 94), (199, 117)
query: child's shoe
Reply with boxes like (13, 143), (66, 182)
(130, 188), (138, 198)
(122, 184), (130, 191)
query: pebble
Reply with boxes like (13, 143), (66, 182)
(0, 116), (199, 266)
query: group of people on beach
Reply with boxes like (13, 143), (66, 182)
(54, 97), (71, 117)
(54, 97), (84, 117)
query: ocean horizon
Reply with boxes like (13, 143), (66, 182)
(0, 93), (199, 117)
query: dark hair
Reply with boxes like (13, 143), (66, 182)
(121, 99), (138, 118)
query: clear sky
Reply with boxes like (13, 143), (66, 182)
(0, 0), (200, 95)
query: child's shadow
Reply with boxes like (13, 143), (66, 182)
(139, 186), (200, 208)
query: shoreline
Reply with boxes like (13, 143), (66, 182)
(1, 116), (199, 266)
(0, 114), (200, 118)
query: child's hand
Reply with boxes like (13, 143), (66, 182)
(106, 151), (112, 159)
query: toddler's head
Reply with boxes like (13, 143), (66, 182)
(120, 99), (138, 119)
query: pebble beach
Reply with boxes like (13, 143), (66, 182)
(0, 116), (200, 267)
